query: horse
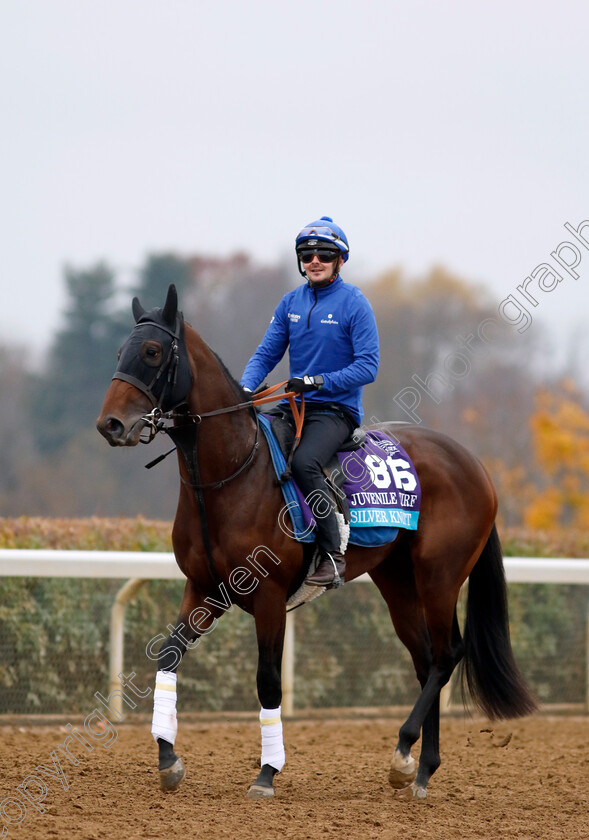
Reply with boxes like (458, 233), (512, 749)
(96, 284), (536, 801)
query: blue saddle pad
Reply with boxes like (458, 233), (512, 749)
(258, 414), (421, 548)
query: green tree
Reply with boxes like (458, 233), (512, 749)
(0, 346), (35, 504)
(33, 263), (130, 453)
(132, 253), (192, 308)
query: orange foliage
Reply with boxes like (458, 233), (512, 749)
(484, 457), (535, 530)
(524, 382), (589, 530)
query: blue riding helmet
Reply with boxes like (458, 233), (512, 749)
(295, 216), (349, 262)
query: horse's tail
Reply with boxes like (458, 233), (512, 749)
(458, 523), (538, 719)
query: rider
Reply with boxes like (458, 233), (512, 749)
(240, 216), (379, 587)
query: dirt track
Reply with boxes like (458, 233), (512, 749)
(1, 715), (588, 839)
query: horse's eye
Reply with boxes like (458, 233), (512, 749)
(142, 341), (163, 367)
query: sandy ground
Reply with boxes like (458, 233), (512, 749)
(0, 715), (588, 840)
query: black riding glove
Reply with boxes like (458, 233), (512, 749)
(286, 375), (324, 394)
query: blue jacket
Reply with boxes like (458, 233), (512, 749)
(240, 275), (379, 423)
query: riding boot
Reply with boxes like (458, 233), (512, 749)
(305, 549), (346, 588)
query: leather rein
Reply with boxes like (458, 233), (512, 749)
(115, 306), (306, 586)
(141, 380), (305, 489)
(141, 381), (305, 588)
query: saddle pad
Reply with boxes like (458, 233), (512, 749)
(259, 415), (421, 548)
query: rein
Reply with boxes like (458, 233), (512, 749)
(142, 381), (305, 486)
(113, 288), (306, 588)
(141, 381), (305, 588)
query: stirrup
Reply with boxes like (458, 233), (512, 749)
(326, 552), (344, 589)
(305, 549), (345, 589)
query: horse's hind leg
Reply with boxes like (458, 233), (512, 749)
(399, 607), (463, 796)
(370, 556), (429, 791)
(247, 586), (287, 799)
(408, 609), (463, 796)
(370, 551), (463, 800)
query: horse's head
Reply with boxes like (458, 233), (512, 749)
(96, 284), (193, 446)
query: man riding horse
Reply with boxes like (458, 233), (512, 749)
(97, 272), (536, 799)
(240, 216), (379, 588)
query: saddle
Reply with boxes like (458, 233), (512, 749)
(263, 407), (367, 523)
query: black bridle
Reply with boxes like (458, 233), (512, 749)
(114, 311), (261, 478)
(112, 287), (302, 585)
(116, 310), (263, 583)
(112, 316), (189, 423)
(112, 285), (267, 585)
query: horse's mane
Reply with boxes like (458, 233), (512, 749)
(184, 318), (250, 403)
(210, 347), (250, 402)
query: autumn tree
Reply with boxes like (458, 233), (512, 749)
(183, 252), (294, 380)
(4, 253), (573, 522)
(525, 381), (589, 529)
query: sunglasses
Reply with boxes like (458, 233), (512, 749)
(298, 248), (340, 264)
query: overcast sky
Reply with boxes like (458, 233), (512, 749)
(1, 0), (587, 372)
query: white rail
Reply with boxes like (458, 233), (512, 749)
(2, 550), (589, 582)
(1, 550), (588, 717)
(0, 550), (185, 579)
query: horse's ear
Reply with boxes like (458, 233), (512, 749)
(162, 284), (178, 326)
(132, 297), (145, 323)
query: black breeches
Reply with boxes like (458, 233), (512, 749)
(290, 409), (355, 553)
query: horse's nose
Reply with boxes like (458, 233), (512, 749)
(96, 415), (125, 445)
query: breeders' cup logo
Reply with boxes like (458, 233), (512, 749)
(375, 439), (400, 457)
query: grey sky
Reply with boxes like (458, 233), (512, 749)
(1, 0), (587, 369)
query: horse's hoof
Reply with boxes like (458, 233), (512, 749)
(247, 783), (275, 799)
(247, 763), (277, 798)
(159, 757), (185, 792)
(396, 783), (427, 802)
(388, 749), (416, 789)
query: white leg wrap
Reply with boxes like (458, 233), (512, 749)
(260, 706), (285, 772)
(151, 670), (178, 745)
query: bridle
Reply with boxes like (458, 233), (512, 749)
(140, 380), (305, 487)
(114, 305), (306, 483)
(114, 307), (305, 585)
(140, 380), (304, 587)
(113, 317), (186, 417)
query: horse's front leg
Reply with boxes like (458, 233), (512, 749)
(151, 578), (227, 792)
(247, 587), (287, 799)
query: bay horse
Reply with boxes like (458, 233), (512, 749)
(96, 284), (536, 801)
